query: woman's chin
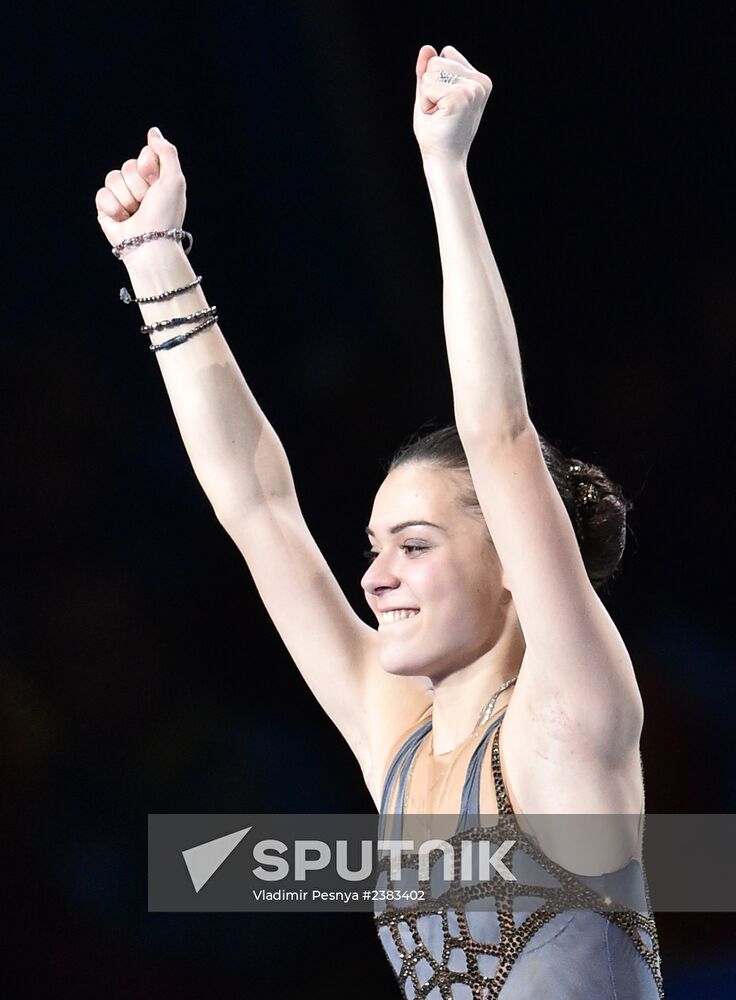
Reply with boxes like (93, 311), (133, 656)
(378, 649), (431, 677)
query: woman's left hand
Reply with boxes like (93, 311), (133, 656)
(413, 44), (492, 164)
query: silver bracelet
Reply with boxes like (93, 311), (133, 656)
(149, 312), (219, 352)
(119, 275), (202, 305)
(140, 305), (217, 335)
(111, 227), (193, 260)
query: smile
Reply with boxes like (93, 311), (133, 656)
(380, 609), (420, 624)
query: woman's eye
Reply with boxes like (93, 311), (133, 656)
(363, 544), (428, 562)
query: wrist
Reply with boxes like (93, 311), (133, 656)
(421, 156), (470, 202)
(122, 242), (195, 298)
(422, 152), (468, 174)
(421, 154), (469, 183)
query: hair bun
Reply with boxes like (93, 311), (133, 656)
(568, 464), (601, 510)
(558, 452), (632, 590)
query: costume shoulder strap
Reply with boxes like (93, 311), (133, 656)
(378, 707), (432, 817)
(491, 722), (514, 816)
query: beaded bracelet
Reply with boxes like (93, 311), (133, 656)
(111, 227), (193, 260)
(119, 276), (202, 305)
(140, 305), (217, 335)
(149, 312), (219, 352)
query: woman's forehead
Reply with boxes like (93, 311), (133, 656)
(371, 465), (463, 520)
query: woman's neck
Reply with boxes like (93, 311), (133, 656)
(428, 616), (525, 756)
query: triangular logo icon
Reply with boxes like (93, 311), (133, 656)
(182, 826), (252, 893)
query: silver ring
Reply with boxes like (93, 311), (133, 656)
(438, 69), (459, 85)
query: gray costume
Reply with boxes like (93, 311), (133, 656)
(374, 712), (664, 999)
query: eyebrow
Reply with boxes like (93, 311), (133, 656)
(365, 520), (446, 537)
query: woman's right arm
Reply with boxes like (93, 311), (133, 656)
(95, 129), (432, 798)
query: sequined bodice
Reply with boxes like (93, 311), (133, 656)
(373, 712), (664, 999)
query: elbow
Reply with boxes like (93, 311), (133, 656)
(455, 412), (537, 452)
(215, 488), (300, 538)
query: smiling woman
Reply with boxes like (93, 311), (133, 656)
(95, 41), (663, 1000)
(362, 463), (511, 688)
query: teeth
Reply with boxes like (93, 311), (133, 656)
(381, 609), (419, 623)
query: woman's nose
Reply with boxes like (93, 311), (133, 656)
(360, 552), (400, 595)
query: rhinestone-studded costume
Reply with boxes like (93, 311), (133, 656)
(373, 710), (664, 998)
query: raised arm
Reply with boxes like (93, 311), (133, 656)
(414, 47), (643, 759)
(94, 129), (431, 793)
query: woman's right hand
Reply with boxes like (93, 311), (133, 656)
(94, 126), (187, 249)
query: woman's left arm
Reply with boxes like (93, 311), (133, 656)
(416, 45), (643, 758)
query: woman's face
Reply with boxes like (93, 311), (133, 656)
(360, 464), (507, 679)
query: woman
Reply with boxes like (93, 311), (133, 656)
(95, 43), (663, 999)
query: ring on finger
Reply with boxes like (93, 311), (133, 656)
(438, 69), (459, 85)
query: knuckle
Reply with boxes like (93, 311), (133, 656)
(121, 158), (138, 173)
(105, 169), (121, 186)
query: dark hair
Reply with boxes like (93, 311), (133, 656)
(386, 424), (632, 592)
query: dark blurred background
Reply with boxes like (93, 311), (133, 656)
(3, 0), (734, 996)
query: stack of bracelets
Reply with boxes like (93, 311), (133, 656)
(113, 227), (218, 353)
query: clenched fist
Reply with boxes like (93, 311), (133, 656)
(95, 127), (187, 248)
(413, 44), (492, 163)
